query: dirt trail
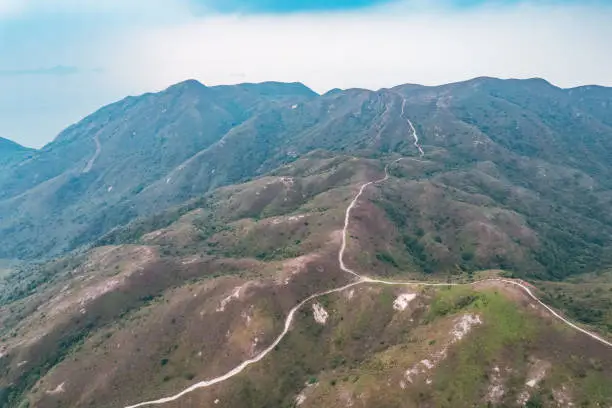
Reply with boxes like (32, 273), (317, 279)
(400, 99), (424, 157)
(338, 161), (395, 278)
(125, 163), (394, 408)
(82, 133), (101, 173)
(124, 114), (610, 408)
(502, 279), (612, 347)
(362, 277), (612, 347)
(124, 281), (363, 408)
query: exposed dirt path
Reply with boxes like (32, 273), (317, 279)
(125, 162), (396, 408)
(338, 160), (396, 278)
(501, 279), (612, 347)
(400, 99), (424, 157)
(82, 133), (102, 174)
(124, 123), (610, 408)
(124, 281), (363, 408)
(361, 276), (612, 347)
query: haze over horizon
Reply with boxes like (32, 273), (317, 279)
(1, 0), (611, 147)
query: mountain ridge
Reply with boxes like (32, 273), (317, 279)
(0, 136), (34, 166)
(4, 76), (609, 152)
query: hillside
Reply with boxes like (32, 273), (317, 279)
(0, 77), (612, 408)
(0, 80), (317, 259)
(0, 155), (610, 408)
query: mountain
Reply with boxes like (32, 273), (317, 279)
(0, 80), (318, 259)
(0, 77), (611, 408)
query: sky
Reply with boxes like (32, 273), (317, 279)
(0, 0), (611, 147)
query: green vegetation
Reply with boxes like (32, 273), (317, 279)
(427, 286), (483, 320)
(537, 270), (612, 334)
(430, 288), (532, 407)
(375, 252), (399, 268)
(212, 285), (612, 408)
(0, 254), (84, 310)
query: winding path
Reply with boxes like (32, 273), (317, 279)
(359, 277), (612, 347)
(82, 133), (102, 174)
(124, 114), (610, 408)
(125, 162), (396, 408)
(338, 161), (395, 278)
(124, 281), (363, 408)
(400, 99), (424, 157)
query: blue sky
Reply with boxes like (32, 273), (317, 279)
(194, 0), (605, 13)
(1, 0), (611, 147)
(198, 0), (393, 12)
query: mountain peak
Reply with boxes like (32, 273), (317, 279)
(323, 88), (343, 96)
(0, 136), (31, 152)
(231, 81), (318, 97)
(0, 136), (34, 166)
(165, 79), (208, 93)
(509, 77), (556, 90)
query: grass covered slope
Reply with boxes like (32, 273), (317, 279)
(536, 270), (612, 335)
(28, 282), (607, 408)
(171, 283), (610, 408)
(2, 154), (610, 408)
(0, 156), (382, 407)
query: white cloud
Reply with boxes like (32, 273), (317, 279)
(111, 2), (612, 93)
(0, 0), (22, 16)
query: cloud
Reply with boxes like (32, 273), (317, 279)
(115, 1), (612, 94)
(0, 0), (21, 16)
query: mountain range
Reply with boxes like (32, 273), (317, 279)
(2, 77), (612, 279)
(0, 77), (611, 408)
